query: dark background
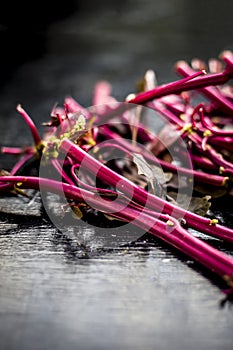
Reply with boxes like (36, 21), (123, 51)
(0, 1), (233, 350)
(1, 0), (233, 149)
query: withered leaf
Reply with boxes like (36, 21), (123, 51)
(168, 191), (212, 216)
(133, 153), (172, 198)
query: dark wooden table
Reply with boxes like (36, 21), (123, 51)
(1, 1), (233, 349)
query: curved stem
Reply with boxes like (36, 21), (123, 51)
(99, 128), (228, 187)
(1, 174), (233, 287)
(60, 139), (233, 243)
(16, 105), (41, 146)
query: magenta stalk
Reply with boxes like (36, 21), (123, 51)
(16, 105), (41, 146)
(128, 66), (233, 106)
(1, 147), (25, 155)
(175, 61), (233, 114)
(152, 102), (233, 176)
(60, 139), (233, 243)
(98, 128), (228, 187)
(0, 174), (233, 288)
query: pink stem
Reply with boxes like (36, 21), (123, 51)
(190, 154), (218, 171)
(51, 159), (76, 185)
(129, 69), (233, 105)
(98, 128), (228, 187)
(175, 61), (233, 114)
(0, 153), (35, 191)
(1, 175), (233, 286)
(60, 139), (233, 243)
(16, 105), (41, 146)
(199, 107), (233, 137)
(1, 147), (25, 155)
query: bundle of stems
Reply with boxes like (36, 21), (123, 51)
(1, 51), (233, 293)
